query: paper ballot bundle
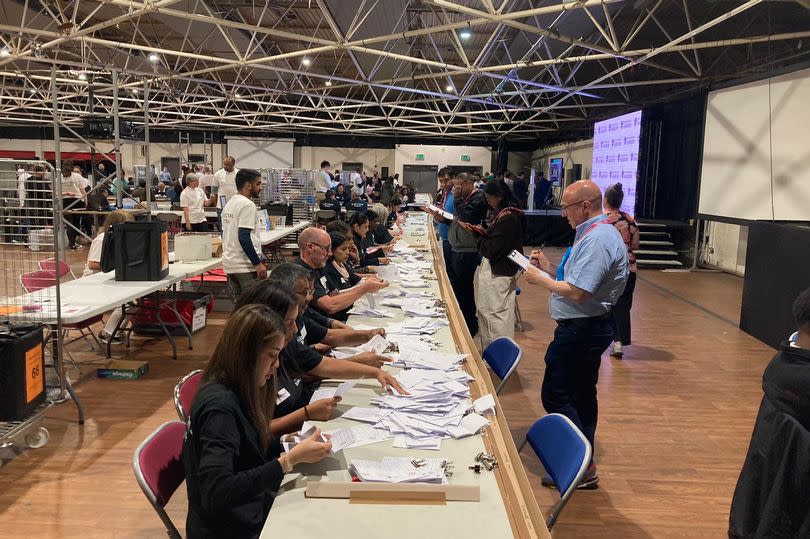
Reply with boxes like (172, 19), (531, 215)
(507, 250), (553, 279)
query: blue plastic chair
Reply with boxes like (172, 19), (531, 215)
(518, 413), (592, 529)
(482, 336), (522, 394)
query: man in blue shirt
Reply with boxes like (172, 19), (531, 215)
(524, 180), (628, 489)
(433, 168), (456, 285)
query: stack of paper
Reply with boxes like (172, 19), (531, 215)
(347, 296), (397, 318)
(401, 300), (445, 318)
(327, 424), (391, 453)
(373, 264), (401, 282)
(349, 457), (447, 484)
(474, 393), (497, 416)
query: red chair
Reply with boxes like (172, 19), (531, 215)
(132, 421), (186, 539)
(174, 370), (203, 422)
(38, 258), (75, 279)
(20, 270), (104, 358)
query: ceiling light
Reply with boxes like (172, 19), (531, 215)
(147, 52), (160, 63)
(78, 72), (87, 81)
(234, 93), (242, 99)
(29, 88), (36, 94)
(130, 87), (138, 93)
(445, 85), (454, 92)
(459, 28), (472, 40)
(325, 80), (332, 87)
(301, 57), (311, 66)
(0, 47), (10, 58)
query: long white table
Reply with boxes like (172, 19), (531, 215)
(261, 214), (549, 538)
(259, 221), (310, 245)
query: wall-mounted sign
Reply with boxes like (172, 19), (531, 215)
(415, 154), (425, 161)
(461, 154), (470, 162)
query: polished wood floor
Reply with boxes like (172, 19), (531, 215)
(0, 249), (776, 538)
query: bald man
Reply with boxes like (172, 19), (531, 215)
(295, 227), (333, 302)
(523, 180), (628, 490)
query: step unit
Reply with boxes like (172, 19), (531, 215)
(635, 220), (687, 269)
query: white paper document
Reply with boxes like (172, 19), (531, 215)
(327, 424), (390, 453)
(473, 393), (496, 416)
(508, 249), (553, 279)
(426, 203), (454, 221)
(350, 456), (447, 483)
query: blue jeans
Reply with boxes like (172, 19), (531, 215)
(541, 315), (614, 454)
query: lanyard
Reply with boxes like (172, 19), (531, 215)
(558, 219), (612, 280)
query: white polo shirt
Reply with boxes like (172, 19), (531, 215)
(213, 167), (239, 209)
(180, 186), (207, 224)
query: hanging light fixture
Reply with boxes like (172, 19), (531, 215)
(301, 57), (311, 66)
(78, 72), (87, 81)
(445, 84), (454, 92)
(147, 52), (160, 63)
(0, 47), (10, 57)
(459, 27), (472, 40)
(325, 80), (333, 87)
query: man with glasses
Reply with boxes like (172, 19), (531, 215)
(295, 226), (387, 319)
(222, 169), (266, 298)
(523, 179), (629, 490)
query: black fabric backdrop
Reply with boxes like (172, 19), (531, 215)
(740, 221), (810, 348)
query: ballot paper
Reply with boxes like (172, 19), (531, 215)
(373, 264), (400, 282)
(474, 393), (496, 416)
(327, 424), (390, 453)
(280, 422), (329, 452)
(507, 249), (553, 279)
(392, 435), (443, 451)
(309, 379), (360, 403)
(347, 296), (397, 318)
(359, 334), (388, 354)
(446, 413), (490, 439)
(342, 407), (391, 423)
(350, 457), (447, 484)
(426, 203), (454, 221)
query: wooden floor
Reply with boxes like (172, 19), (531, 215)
(0, 249), (776, 538)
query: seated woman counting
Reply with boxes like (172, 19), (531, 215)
(183, 304), (332, 539)
(83, 209), (134, 343)
(320, 232), (388, 322)
(349, 211), (388, 267)
(233, 280), (406, 436)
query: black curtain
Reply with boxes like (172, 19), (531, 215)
(637, 92), (707, 221)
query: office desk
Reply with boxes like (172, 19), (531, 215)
(261, 214), (549, 538)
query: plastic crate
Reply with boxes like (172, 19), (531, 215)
(131, 291), (214, 335)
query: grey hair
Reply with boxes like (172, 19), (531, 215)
(268, 262), (312, 288)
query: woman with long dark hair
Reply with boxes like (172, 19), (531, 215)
(183, 304), (332, 539)
(461, 179), (524, 346)
(603, 183), (640, 358)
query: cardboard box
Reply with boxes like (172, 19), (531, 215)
(97, 360), (149, 380)
(211, 236), (222, 257)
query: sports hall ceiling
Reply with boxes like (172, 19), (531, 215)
(0, 0), (809, 143)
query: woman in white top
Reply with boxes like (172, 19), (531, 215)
(180, 173), (212, 232)
(83, 210), (134, 343)
(61, 161), (88, 250)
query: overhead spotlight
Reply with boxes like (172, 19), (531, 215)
(325, 80), (332, 87)
(445, 84), (454, 92)
(130, 87), (139, 93)
(0, 47), (10, 58)
(459, 28), (472, 40)
(234, 93), (242, 99)
(29, 88), (36, 94)
(147, 52), (160, 63)
(301, 57), (311, 66)
(78, 72), (87, 81)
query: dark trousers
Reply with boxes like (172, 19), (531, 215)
(63, 197), (84, 246)
(611, 271), (637, 345)
(541, 315), (615, 454)
(188, 221), (210, 233)
(442, 239), (455, 285)
(451, 251), (481, 337)
(227, 272), (258, 299)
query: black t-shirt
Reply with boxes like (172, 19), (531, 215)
(346, 198), (368, 213)
(299, 312), (328, 346)
(274, 339), (322, 418)
(375, 223), (393, 244)
(294, 257), (328, 301)
(319, 199), (341, 213)
(334, 190), (348, 205)
(323, 262), (363, 322)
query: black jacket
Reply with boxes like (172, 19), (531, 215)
(183, 382), (284, 539)
(448, 189), (489, 253)
(323, 261), (362, 322)
(729, 343), (810, 539)
(478, 207), (524, 277)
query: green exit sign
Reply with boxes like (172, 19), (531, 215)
(461, 154), (470, 162)
(415, 153), (425, 161)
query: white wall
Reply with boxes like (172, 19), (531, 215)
(530, 139), (594, 183)
(0, 138), (224, 176)
(296, 146), (394, 174)
(393, 144), (493, 181)
(704, 221), (747, 276)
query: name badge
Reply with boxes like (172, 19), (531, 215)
(297, 325), (308, 344)
(276, 388), (291, 405)
(293, 378), (302, 387)
(340, 277), (347, 284)
(320, 275), (327, 288)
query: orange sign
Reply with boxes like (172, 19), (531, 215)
(25, 345), (44, 403)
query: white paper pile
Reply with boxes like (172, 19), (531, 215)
(347, 296), (397, 318)
(373, 264), (401, 282)
(401, 299), (445, 318)
(473, 393), (497, 416)
(326, 424), (391, 453)
(350, 456), (448, 484)
(390, 351), (467, 371)
(385, 317), (448, 336)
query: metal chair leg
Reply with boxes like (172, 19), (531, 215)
(514, 301), (524, 332)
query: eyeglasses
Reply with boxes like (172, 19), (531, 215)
(308, 242), (332, 253)
(561, 196), (599, 211)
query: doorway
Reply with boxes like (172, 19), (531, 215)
(402, 164), (439, 194)
(161, 157), (181, 181)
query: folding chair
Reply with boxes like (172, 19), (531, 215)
(132, 421), (187, 539)
(518, 414), (592, 530)
(515, 286), (524, 331)
(20, 270), (105, 363)
(174, 369), (203, 422)
(481, 336), (522, 394)
(38, 258), (76, 280)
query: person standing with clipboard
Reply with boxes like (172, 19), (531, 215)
(521, 179), (628, 489)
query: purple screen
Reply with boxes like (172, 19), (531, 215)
(590, 110), (642, 215)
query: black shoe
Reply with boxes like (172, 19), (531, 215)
(99, 332), (123, 345)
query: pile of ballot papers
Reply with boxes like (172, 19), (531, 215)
(350, 457), (448, 484)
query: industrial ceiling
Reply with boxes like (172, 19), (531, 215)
(0, 0), (809, 143)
